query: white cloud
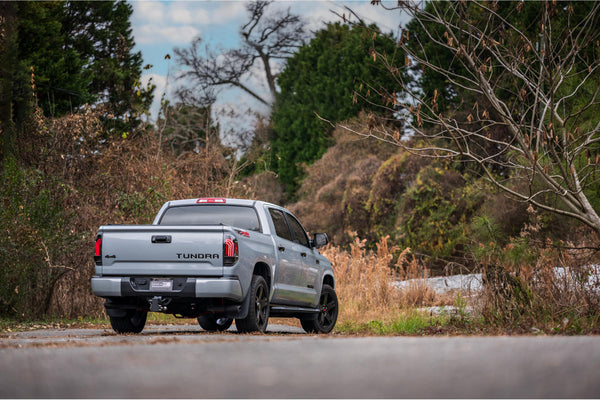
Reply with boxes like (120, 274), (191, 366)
(140, 73), (170, 122)
(209, 2), (248, 25)
(168, 7), (194, 25)
(134, 25), (201, 44)
(134, 2), (165, 24)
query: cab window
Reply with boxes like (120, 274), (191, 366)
(285, 212), (310, 248)
(269, 209), (293, 241)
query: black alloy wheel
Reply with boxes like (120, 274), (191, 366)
(236, 275), (270, 333)
(301, 284), (338, 334)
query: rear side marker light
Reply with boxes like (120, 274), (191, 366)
(235, 229), (250, 237)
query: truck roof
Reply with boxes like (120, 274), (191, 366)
(163, 198), (280, 209)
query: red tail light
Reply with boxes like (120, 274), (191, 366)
(94, 236), (102, 265)
(223, 234), (238, 266)
(224, 238), (236, 257)
(95, 237), (102, 256)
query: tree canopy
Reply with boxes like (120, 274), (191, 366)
(350, 0), (600, 236)
(270, 22), (404, 194)
(0, 0), (152, 160)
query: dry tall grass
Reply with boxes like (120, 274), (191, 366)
(322, 234), (442, 324)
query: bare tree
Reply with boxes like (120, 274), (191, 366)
(174, 1), (305, 106)
(336, 1), (600, 236)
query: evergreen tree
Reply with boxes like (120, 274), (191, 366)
(0, 0), (152, 149)
(270, 22), (403, 195)
(16, 1), (93, 117)
(62, 1), (153, 133)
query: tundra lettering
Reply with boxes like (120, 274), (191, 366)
(176, 253), (219, 259)
(91, 198), (338, 334)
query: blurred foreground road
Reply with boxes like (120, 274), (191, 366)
(1, 324), (600, 398)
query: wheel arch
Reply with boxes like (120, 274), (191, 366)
(323, 273), (334, 289)
(253, 262), (271, 290)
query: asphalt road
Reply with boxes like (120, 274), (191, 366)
(1, 324), (600, 398)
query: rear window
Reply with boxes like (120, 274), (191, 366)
(159, 205), (261, 232)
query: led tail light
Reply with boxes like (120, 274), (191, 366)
(223, 234), (238, 266)
(94, 236), (102, 265)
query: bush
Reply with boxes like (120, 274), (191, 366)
(0, 159), (81, 317)
(396, 163), (485, 269)
(474, 206), (600, 332)
(1, 106), (239, 319)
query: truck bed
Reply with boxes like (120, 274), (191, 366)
(97, 225), (227, 277)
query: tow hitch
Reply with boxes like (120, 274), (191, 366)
(149, 296), (171, 312)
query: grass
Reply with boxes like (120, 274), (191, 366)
(336, 311), (448, 335)
(322, 235), (453, 325)
(0, 316), (109, 333)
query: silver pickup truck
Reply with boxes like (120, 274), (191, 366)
(92, 198), (337, 334)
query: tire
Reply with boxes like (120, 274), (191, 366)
(198, 314), (233, 332)
(301, 284), (338, 334)
(109, 310), (147, 334)
(236, 275), (270, 333)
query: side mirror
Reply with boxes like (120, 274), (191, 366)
(312, 233), (329, 248)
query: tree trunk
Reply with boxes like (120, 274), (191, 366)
(0, 2), (19, 163)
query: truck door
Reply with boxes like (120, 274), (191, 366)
(283, 212), (321, 305)
(269, 208), (315, 305)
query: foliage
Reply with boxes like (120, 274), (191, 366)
(362, 0), (600, 236)
(288, 113), (396, 244)
(397, 163), (486, 265)
(14, 2), (93, 117)
(290, 116), (486, 269)
(474, 209), (600, 332)
(270, 22), (403, 195)
(0, 103), (244, 319)
(159, 103), (220, 156)
(0, 0), (152, 156)
(321, 235), (447, 326)
(0, 158), (80, 318)
(62, 0), (154, 132)
(0, 2), (19, 161)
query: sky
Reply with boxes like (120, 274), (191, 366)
(130, 0), (411, 144)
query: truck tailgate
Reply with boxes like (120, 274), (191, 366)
(99, 225), (224, 276)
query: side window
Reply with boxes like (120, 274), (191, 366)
(285, 213), (310, 248)
(269, 209), (292, 241)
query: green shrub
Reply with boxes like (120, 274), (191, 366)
(396, 163), (485, 267)
(0, 158), (80, 318)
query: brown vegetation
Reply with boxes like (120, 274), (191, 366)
(3, 106), (239, 318)
(322, 235), (446, 324)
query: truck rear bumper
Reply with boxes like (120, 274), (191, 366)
(91, 276), (243, 301)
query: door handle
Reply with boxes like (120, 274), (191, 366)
(278, 246), (285, 252)
(152, 235), (172, 243)
(301, 252), (307, 257)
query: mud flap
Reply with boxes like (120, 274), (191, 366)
(234, 290), (252, 320)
